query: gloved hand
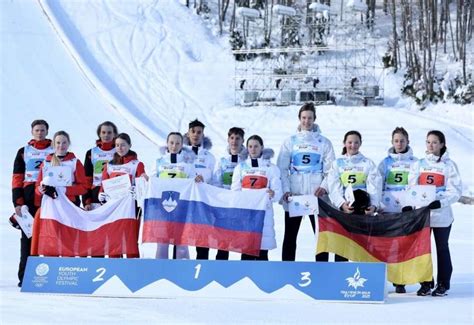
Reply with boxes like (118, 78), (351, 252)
(98, 192), (109, 204)
(428, 200), (441, 210)
(44, 185), (58, 199)
(401, 206), (414, 212)
(9, 214), (21, 230)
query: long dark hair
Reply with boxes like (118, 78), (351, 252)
(96, 121), (118, 139)
(341, 130), (362, 155)
(427, 130), (447, 162)
(111, 133), (132, 164)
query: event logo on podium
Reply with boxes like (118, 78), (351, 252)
(22, 257), (387, 303)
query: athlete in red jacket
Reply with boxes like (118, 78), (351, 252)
(11, 119), (53, 287)
(98, 133), (147, 258)
(83, 121), (118, 210)
(35, 131), (88, 206)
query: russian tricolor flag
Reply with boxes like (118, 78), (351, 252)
(142, 178), (267, 256)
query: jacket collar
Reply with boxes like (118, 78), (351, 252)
(28, 139), (52, 150)
(183, 134), (213, 150)
(45, 151), (76, 162)
(387, 146), (414, 160)
(96, 140), (115, 151)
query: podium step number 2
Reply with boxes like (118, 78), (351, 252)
(22, 257), (387, 302)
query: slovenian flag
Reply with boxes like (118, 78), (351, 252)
(317, 198), (433, 284)
(142, 178), (267, 256)
(32, 191), (139, 257)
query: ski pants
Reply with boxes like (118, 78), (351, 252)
(282, 212), (316, 261)
(433, 225), (453, 289)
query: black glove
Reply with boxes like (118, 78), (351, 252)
(44, 185), (58, 199)
(401, 206), (414, 212)
(9, 214), (21, 230)
(428, 200), (441, 210)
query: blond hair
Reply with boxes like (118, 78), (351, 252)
(51, 131), (71, 166)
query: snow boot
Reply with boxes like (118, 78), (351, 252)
(417, 282), (433, 296)
(432, 283), (448, 297)
(395, 285), (406, 294)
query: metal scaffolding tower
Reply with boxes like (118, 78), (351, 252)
(233, 3), (384, 106)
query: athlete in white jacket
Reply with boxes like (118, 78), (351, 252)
(408, 130), (462, 297)
(153, 132), (197, 260)
(214, 127), (247, 190)
(327, 130), (382, 213)
(277, 102), (335, 261)
(183, 119), (216, 259)
(378, 127), (418, 294)
(213, 127), (247, 260)
(378, 127), (418, 214)
(232, 135), (282, 260)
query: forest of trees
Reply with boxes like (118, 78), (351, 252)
(185, 0), (473, 104)
(384, 0), (473, 103)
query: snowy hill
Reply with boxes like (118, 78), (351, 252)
(1, 1), (473, 323)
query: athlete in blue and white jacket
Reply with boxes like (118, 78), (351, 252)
(327, 130), (382, 214)
(183, 119), (216, 259)
(277, 103), (335, 261)
(408, 149), (462, 228)
(183, 120), (216, 184)
(232, 135), (282, 260)
(408, 130), (462, 297)
(213, 127), (247, 190)
(378, 127), (418, 213)
(153, 132), (197, 260)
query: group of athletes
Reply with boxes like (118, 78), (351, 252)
(11, 102), (462, 297)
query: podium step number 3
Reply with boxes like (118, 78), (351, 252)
(22, 257), (386, 303)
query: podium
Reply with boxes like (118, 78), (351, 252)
(22, 257), (386, 303)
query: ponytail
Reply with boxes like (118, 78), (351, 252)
(341, 130), (362, 155)
(51, 131), (71, 166)
(427, 130), (446, 162)
(111, 133), (132, 165)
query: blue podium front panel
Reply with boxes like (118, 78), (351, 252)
(22, 257), (386, 303)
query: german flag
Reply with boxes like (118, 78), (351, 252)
(317, 199), (433, 285)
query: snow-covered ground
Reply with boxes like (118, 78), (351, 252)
(1, 1), (473, 323)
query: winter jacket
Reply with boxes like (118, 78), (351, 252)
(35, 152), (88, 207)
(327, 152), (382, 209)
(154, 146), (196, 179)
(408, 151), (462, 227)
(101, 150), (146, 187)
(231, 148), (282, 250)
(378, 147), (418, 212)
(183, 134), (216, 184)
(378, 147), (418, 191)
(277, 124), (335, 210)
(12, 139), (53, 209)
(213, 146), (247, 189)
(83, 140), (115, 205)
